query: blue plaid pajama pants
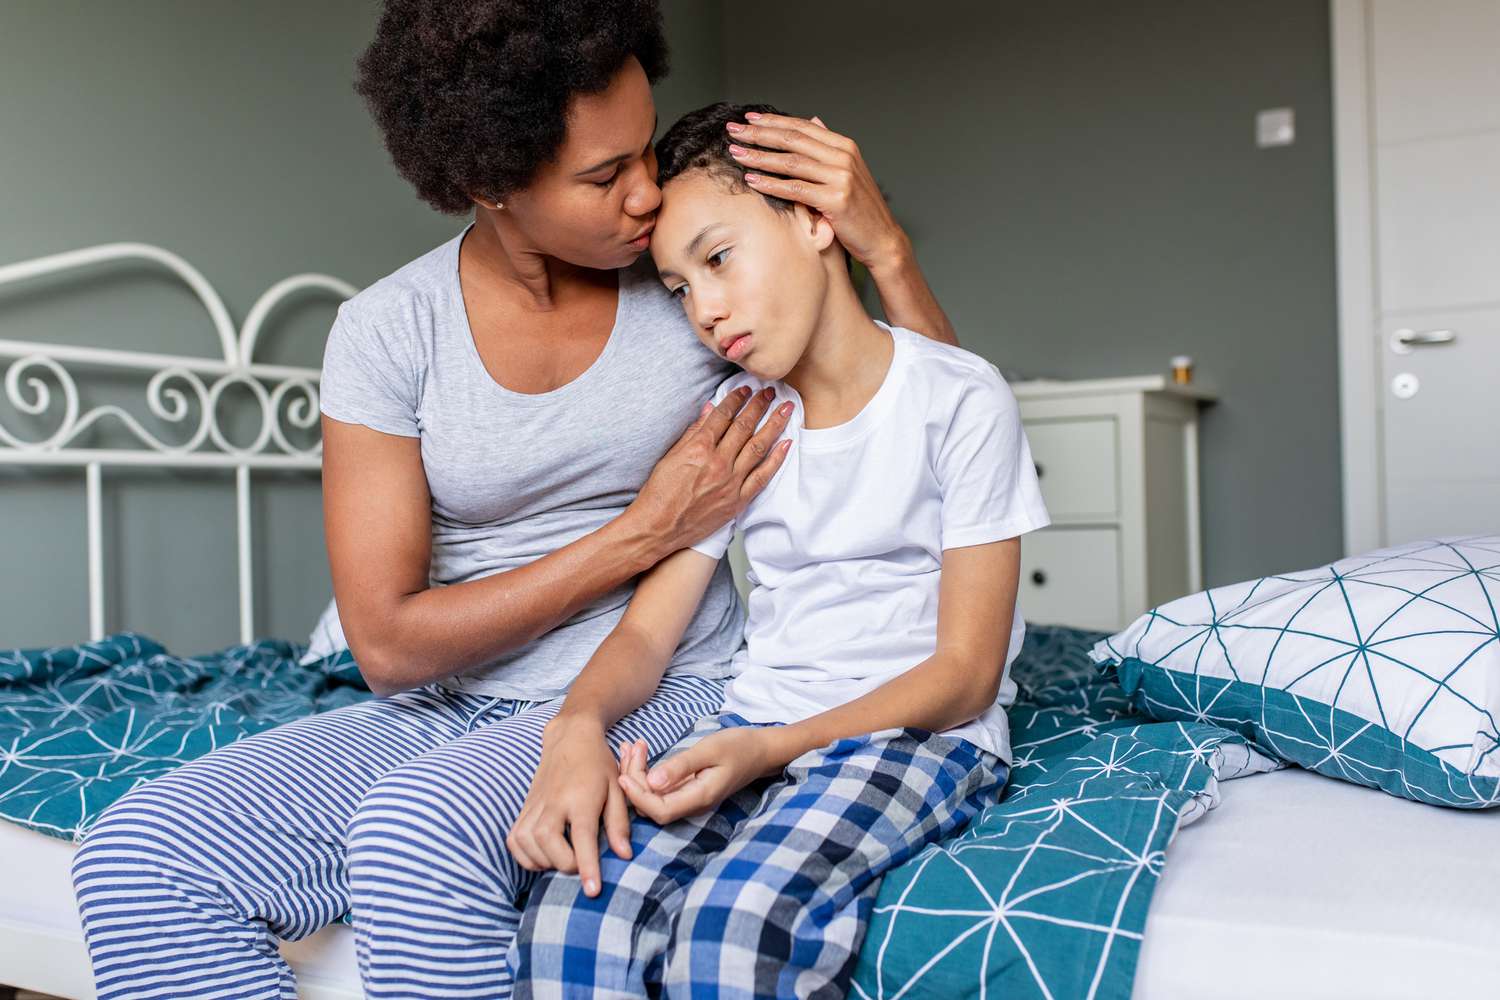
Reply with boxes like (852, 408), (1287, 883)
(507, 712), (1007, 999)
(70, 672), (727, 1000)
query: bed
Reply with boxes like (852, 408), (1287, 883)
(6, 759), (1496, 1000)
(2, 242), (1497, 999)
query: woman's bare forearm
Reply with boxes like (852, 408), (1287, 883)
(364, 510), (667, 693)
(868, 235), (959, 347)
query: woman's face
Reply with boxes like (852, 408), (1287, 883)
(496, 56), (662, 271)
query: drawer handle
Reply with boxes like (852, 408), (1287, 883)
(1034, 462), (1045, 479)
(1031, 569), (1047, 587)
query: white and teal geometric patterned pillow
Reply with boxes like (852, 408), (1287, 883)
(1089, 536), (1500, 809)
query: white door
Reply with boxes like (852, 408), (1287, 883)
(1367, 1), (1500, 544)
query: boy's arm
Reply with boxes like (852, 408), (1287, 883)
(548, 547), (722, 733)
(759, 537), (1021, 768)
(510, 547), (721, 895)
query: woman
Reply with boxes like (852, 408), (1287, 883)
(71, 2), (957, 997)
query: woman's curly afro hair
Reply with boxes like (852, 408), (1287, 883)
(355, 0), (669, 215)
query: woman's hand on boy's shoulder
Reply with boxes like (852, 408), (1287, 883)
(616, 728), (781, 825)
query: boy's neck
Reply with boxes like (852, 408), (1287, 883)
(783, 275), (893, 430)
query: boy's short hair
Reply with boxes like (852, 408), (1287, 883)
(655, 102), (796, 213)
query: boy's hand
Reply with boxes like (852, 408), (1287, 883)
(616, 729), (780, 825)
(507, 713), (633, 898)
(723, 112), (911, 273)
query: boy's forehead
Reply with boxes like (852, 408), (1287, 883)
(656, 172), (762, 255)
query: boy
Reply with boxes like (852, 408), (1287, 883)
(508, 103), (1049, 998)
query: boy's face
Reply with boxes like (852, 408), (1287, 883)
(651, 170), (835, 380)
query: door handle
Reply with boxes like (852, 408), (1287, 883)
(1390, 328), (1457, 354)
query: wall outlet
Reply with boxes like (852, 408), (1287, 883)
(1256, 107), (1295, 147)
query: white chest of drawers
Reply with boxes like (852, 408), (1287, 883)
(1012, 375), (1215, 632)
(723, 374), (1213, 634)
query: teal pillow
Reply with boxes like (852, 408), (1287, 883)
(1090, 536), (1500, 808)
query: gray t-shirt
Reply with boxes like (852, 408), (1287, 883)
(318, 222), (744, 699)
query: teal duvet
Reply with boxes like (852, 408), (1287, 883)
(1, 626), (1266, 998)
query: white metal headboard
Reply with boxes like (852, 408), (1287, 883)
(0, 243), (356, 644)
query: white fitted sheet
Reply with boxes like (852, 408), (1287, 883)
(0, 821), (359, 1000)
(1135, 766), (1500, 999)
(4, 766), (1497, 999)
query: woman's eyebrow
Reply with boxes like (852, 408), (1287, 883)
(575, 116), (658, 176)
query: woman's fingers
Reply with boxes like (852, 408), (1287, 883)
(727, 141), (841, 188)
(684, 401), (713, 438)
(742, 171), (843, 215)
(697, 386), (754, 445)
(715, 386), (777, 460)
(733, 399), (794, 481)
(732, 112), (856, 156)
(740, 436), (794, 503)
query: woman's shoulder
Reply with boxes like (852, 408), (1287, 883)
(338, 227), (466, 333)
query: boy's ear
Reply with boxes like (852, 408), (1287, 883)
(795, 203), (838, 254)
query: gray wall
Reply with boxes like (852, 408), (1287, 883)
(1, 0), (1340, 651)
(724, 0), (1343, 587)
(0, 1), (725, 651)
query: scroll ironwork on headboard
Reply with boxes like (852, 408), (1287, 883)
(0, 242), (357, 644)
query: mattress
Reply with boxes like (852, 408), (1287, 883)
(1134, 765), (1500, 1000)
(0, 822), (359, 1000)
(5, 767), (1497, 999)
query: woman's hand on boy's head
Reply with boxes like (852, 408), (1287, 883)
(724, 112), (910, 272)
(617, 728), (775, 825)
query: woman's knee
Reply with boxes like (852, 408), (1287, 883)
(346, 760), (525, 901)
(72, 775), (204, 905)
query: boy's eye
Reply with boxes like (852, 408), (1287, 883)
(707, 248), (730, 268)
(669, 284), (688, 300)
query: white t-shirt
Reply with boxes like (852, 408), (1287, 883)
(690, 322), (1051, 762)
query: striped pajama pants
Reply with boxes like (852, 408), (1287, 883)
(508, 713), (1007, 999)
(70, 671), (728, 1000)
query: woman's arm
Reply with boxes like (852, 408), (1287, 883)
(322, 384), (788, 696)
(721, 111), (959, 347)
